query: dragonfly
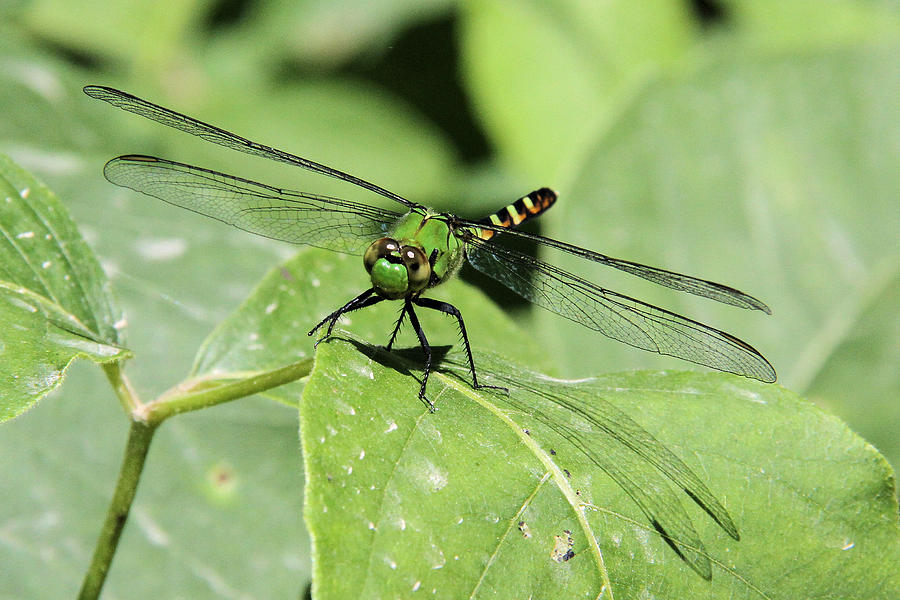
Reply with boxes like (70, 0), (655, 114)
(84, 86), (776, 409)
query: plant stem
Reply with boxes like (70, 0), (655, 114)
(141, 358), (313, 426)
(78, 358), (312, 598)
(103, 361), (141, 413)
(78, 421), (156, 600)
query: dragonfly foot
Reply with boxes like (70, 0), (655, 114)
(418, 393), (436, 413)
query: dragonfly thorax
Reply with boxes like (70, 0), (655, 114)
(364, 237), (431, 300)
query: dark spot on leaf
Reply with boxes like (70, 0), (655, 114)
(550, 529), (575, 563)
(518, 521), (532, 538)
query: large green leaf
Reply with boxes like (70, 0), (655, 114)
(0, 155), (127, 421)
(303, 337), (899, 599)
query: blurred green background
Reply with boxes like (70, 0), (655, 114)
(1, 0), (898, 597)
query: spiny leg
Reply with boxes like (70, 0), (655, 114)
(308, 288), (383, 346)
(385, 301), (409, 351)
(405, 301), (436, 412)
(413, 297), (508, 395)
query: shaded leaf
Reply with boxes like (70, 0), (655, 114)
(302, 337), (900, 599)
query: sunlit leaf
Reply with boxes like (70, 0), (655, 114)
(303, 336), (900, 599)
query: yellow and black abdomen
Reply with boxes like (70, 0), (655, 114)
(476, 188), (558, 241)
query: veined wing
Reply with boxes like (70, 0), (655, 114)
(104, 155), (406, 254)
(83, 85), (421, 210)
(502, 377), (732, 579)
(440, 350), (739, 579)
(463, 233), (776, 382)
(461, 219), (771, 314)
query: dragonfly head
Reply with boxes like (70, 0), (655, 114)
(364, 237), (431, 300)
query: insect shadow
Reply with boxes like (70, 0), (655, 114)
(340, 336), (455, 389)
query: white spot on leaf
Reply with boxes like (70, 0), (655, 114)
(417, 459), (448, 492)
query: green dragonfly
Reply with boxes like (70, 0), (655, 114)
(84, 86), (776, 409)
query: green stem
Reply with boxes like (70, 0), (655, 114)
(78, 421), (156, 600)
(79, 357), (313, 599)
(141, 358), (313, 426)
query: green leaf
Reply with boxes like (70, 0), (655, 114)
(0, 155), (128, 421)
(18, 0), (206, 74)
(192, 248), (552, 396)
(250, 0), (455, 67)
(805, 259), (900, 472)
(460, 0), (694, 181)
(533, 43), (900, 472)
(722, 0), (900, 51)
(302, 337), (900, 598)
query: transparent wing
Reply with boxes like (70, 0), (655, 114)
(459, 219), (771, 313)
(84, 85), (420, 209)
(463, 233), (776, 382)
(441, 351), (740, 579)
(104, 155), (406, 254)
(506, 380), (730, 579)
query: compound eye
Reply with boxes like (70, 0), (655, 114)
(364, 238), (399, 273)
(400, 245), (431, 291)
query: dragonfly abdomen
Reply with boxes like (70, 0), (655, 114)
(476, 188), (557, 240)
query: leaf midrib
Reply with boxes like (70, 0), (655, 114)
(437, 371), (613, 599)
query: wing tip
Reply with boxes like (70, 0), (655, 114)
(83, 84), (115, 99)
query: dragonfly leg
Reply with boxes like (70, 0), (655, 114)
(413, 297), (508, 396)
(385, 302), (408, 351)
(308, 288), (382, 347)
(405, 301), (436, 412)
